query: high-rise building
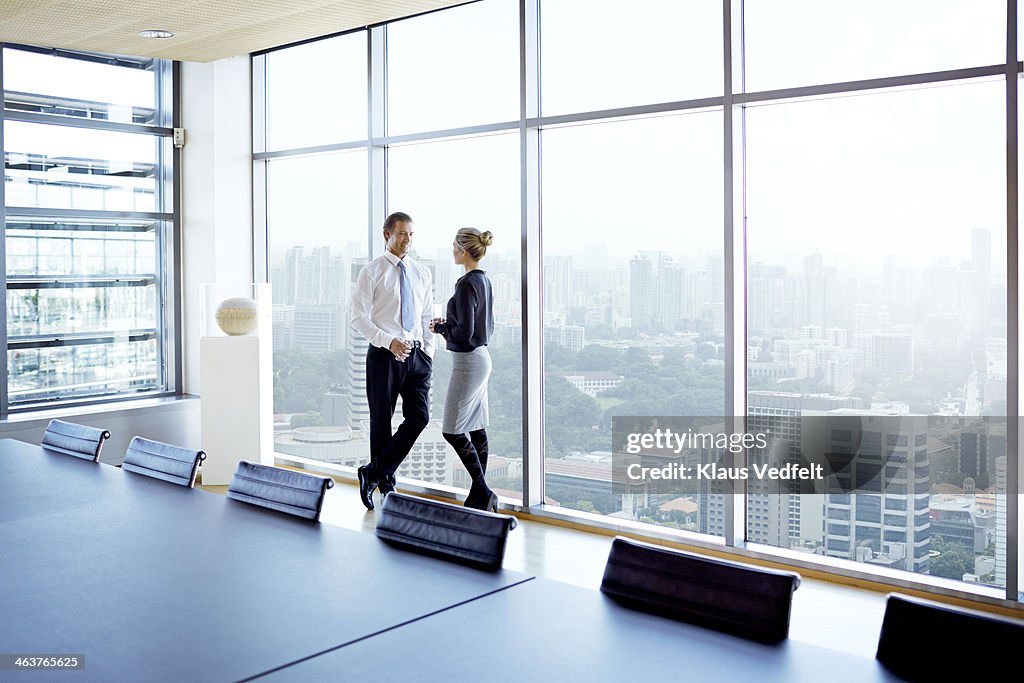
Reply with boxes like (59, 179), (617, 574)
(821, 413), (930, 574)
(629, 254), (654, 331)
(292, 304), (344, 354)
(994, 455), (1006, 587)
(544, 254), (573, 315)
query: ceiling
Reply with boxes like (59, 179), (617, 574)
(0, 0), (465, 63)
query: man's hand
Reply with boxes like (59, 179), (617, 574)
(389, 338), (412, 362)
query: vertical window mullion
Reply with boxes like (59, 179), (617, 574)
(521, 0), (543, 508)
(1003, 0), (1019, 603)
(0, 45), (8, 417)
(723, 0), (746, 549)
(369, 26), (386, 259)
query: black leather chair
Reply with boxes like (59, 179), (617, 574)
(226, 461), (334, 521)
(876, 593), (1024, 681)
(41, 419), (111, 462)
(121, 436), (206, 488)
(600, 536), (801, 642)
(376, 492), (517, 570)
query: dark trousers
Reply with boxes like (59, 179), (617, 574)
(365, 345), (431, 480)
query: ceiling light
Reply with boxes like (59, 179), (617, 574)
(139, 30), (175, 39)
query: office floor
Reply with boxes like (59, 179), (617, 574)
(205, 477), (888, 660)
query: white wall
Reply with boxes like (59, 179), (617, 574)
(180, 55), (254, 394)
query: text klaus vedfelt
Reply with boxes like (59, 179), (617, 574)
(623, 429), (824, 482)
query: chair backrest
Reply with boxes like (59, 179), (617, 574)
(122, 436), (206, 488)
(600, 536), (801, 643)
(226, 461), (334, 520)
(41, 419), (111, 462)
(376, 492), (517, 570)
(877, 593), (1024, 680)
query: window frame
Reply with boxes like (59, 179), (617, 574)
(0, 43), (180, 413)
(252, 0), (1022, 606)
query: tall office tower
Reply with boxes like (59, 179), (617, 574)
(749, 275), (769, 333)
(684, 268), (711, 324)
(822, 413), (930, 574)
(345, 323), (370, 431)
(629, 254), (654, 331)
(824, 350), (858, 394)
(958, 425), (987, 480)
(804, 253), (827, 329)
(324, 253), (348, 305)
(544, 254), (573, 316)
(708, 254), (724, 305)
(655, 255), (684, 332)
(694, 393), (865, 546)
(270, 261), (287, 305)
(959, 420), (1006, 483)
(292, 304), (343, 354)
(869, 333), (914, 375)
(296, 246), (331, 304)
(994, 455), (1006, 587)
(282, 246), (304, 306)
(749, 264), (787, 333)
(747, 397), (804, 548)
(346, 258), (370, 431)
(272, 304), (295, 352)
(745, 392), (864, 547)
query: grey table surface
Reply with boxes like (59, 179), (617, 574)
(255, 576), (900, 682)
(0, 439), (532, 682)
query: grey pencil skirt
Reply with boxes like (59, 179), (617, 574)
(442, 346), (492, 434)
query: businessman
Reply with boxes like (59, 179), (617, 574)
(351, 211), (434, 509)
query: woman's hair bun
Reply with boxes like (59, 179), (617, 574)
(479, 230), (493, 246)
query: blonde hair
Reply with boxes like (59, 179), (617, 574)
(455, 227), (493, 261)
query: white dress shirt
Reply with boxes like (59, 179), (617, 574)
(351, 250), (435, 357)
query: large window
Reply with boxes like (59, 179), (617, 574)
(2, 46), (176, 409)
(540, 113), (724, 527)
(388, 132), (523, 494)
(265, 150), (368, 464)
(386, 0), (518, 135)
(745, 80), (1008, 586)
(254, 0), (1021, 604)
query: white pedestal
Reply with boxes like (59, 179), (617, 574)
(200, 335), (273, 485)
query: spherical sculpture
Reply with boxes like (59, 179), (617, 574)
(215, 297), (258, 335)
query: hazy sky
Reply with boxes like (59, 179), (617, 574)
(254, 0), (1011, 279)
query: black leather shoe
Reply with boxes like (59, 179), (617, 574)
(357, 465), (377, 510)
(378, 475), (396, 499)
(485, 491), (499, 513)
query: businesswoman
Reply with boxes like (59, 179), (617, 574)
(430, 228), (497, 511)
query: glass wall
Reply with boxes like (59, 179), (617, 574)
(2, 45), (175, 408)
(254, 0), (1020, 601)
(540, 113), (724, 527)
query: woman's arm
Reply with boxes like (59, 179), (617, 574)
(438, 278), (478, 342)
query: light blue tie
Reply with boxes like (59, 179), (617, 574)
(398, 260), (415, 332)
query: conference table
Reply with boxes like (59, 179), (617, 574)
(0, 438), (897, 682)
(0, 439), (531, 682)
